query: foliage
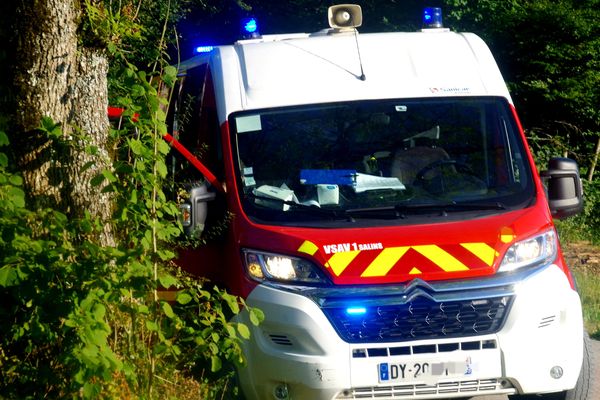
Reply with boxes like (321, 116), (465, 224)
(104, 58), (263, 397)
(0, 102), (262, 398)
(443, 0), (600, 172)
(444, 0), (600, 238)
(0, 1), (264, 398)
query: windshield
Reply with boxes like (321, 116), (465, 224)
(231, 97), (534, 226)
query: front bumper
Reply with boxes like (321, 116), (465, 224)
(236, 263), (583, 400)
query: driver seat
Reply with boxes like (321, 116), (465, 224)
(390, 146), (451, 185)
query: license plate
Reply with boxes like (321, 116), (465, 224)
(378, 358), (471, 383)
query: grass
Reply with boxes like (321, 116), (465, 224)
(575, 270), (600, 340)
(555, 219), (600, 339)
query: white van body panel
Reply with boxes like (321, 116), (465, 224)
(204, 31), (512, 124)
(235, 264), (583, 400)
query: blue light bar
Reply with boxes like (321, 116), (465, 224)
(423, 7), (443, 29)
(194, 45), (214, 54)
(346, 306), (367, 315)
(243, 17), (258, 34)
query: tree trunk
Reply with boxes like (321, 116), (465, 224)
(588, 134), (600, 183)
(11, 0), (114, 245)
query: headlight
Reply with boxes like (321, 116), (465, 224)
(498, 229), (558, 273)
(242, 249), (330, 284)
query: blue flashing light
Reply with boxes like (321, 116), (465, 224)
(423, 7), (443, 29)
(346, 306), (367, 316)
(194, 45), (214, 54)
(243, 18), (258, 34)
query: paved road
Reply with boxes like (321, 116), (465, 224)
(471, 339), (600, 400)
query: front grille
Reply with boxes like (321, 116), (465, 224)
(352, 339), (498, 358)
(323, 296), (513, 343)
(335, 378), (514, 399)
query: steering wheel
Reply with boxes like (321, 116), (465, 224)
(415, 159), (483, 194)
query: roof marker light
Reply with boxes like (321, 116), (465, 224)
(346, 306), (367, 316)
(423, 7), (443, 29)
(194, 45), (214, 54)
(242, 17), (260, 38)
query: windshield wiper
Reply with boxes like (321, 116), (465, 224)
(400, 201), (505, 211)
(246, 192), (354, 221)
(346, 201), (506, 218)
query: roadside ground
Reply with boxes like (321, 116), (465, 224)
(563, 241), (600, 338)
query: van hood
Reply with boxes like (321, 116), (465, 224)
(241, 207), (553, 285)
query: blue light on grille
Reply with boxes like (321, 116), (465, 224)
(346, 306), (367, 315)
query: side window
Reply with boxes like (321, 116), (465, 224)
(170, 65), (223, 187)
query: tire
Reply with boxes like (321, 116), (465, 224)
(508, 332), (597, 399)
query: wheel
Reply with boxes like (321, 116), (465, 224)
(508, 332), (598, 399)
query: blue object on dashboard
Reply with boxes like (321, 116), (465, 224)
(300, 169), (356, 185)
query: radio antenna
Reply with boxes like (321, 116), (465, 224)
(328, 4), (366, 81)
(353, 28), (366, 81)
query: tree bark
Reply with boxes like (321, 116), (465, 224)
(11, 0), (114, 245)
(588, 135), (600, 183)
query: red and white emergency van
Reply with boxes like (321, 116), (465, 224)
(170, 5), (594, 400)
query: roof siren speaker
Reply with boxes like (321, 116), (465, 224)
(328, 4), (363, 30)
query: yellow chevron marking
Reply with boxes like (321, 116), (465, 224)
(361, 247), (410, 277)
(328, 251), (360, 276)
(412, 245), (469, 272)
(409, 267), (422, 275)
(461, 242), (496, 266)
(297, 240), (319, 256)
(500, 227), (516, 244)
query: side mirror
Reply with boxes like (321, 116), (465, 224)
(179, 182), (216, 237)
(540, 157), (583, 219)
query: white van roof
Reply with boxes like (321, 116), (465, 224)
(185, 30), (512, 124)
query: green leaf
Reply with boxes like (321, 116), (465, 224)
(225, 324), (237, 338)
(163, 66), (177, 87)
(8, 175), (22, 186)
(210, 355), (222, 372)
(155, 108), (167, 123)
(237, 323), (250, 340)
(222, 292), (240, 314)
(87, 327), (109, 347)
(81, 161), (96, 172)
(158, 273), (177, 289)
(145, 320), (159, 332)
(129, 139), (145, 156)
(161, 301), (175, 319)
(92, 303), (106, 320)
(131, 84), (146, 98)
(7, 186), (25, 208)
(157, 138), (170, 155)
(102, 169), (117, 183)
(249, 308), (265, 326)
(156, 160), (167, 178)
(0, 131), (9, 146)
(90, 173), (105, 187)
(209, 342), (219, 355)
(40, 116), (62, 138)
(157, 249), (175, 261)
(176, 292), (192, 305)
(0, 265), (18, 287)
